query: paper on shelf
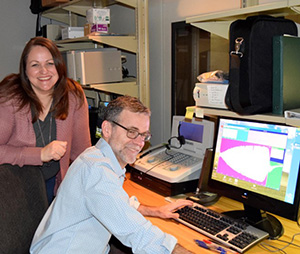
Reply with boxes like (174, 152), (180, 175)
(284, 108), (300, 119)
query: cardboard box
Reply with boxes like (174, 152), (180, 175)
(42, 0), (69, 7)
(84, 23), (109, 36)
(86, 8), (110, 24)
(61, 27), (84, 40)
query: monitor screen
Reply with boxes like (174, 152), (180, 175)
(208, 117), (300, 238)
(179, 121), (204, 143)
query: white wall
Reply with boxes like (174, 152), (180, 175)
(148, 0), (240, 145)
(0, 0), (36, 79)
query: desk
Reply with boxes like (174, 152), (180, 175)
(123, 175), (300, 254)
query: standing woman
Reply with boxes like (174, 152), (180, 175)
(0, 37), (91, 203)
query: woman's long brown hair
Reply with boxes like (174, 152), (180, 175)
(0, 37), (85, 122)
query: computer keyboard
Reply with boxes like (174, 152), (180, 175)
(175, 204), (269, 253)
(148, 150), (202, 169)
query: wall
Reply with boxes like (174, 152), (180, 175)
(148, 0), (240, 146)
(0, 0), (36, 79)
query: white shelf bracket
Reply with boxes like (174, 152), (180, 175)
(191, 21), (233, 40)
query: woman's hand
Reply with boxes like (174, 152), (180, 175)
(41, 141), (67, 162)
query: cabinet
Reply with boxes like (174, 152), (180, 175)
(186, 0), (300, 126)
(42, 0), (149, 107)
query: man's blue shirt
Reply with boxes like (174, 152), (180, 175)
(30, 139), (177, 254)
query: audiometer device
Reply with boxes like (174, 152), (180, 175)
(129, 115), (215, 196)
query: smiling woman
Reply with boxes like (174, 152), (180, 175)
(26, 45), (59, 120)
(0, 37), (91, 204)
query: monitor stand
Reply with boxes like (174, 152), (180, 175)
(187, 191), (219, 206)
(223, 204), (284, 239)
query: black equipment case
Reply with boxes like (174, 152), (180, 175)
(225, 15), (297, 115)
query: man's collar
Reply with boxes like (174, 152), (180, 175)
(95, 139), (126, 178)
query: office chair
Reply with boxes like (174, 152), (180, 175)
(0, 164), (48, 254)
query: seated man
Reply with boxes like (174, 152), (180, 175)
(30, 95), (194, 254)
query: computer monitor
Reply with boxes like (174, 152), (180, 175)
(208, 117), (300, 239)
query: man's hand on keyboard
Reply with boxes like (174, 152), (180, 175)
(138, 199), (193, 219)
(159, 199), (193, 219)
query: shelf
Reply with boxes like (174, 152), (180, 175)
(42, 0), (149, 107)
(186, 0), (300, 39)
(88, 77), (138, 97)
(55, 35), (137, 53)
(186, 1), (298, 23)
(194, 107), (300, 127)
(42, 0), (136, 24)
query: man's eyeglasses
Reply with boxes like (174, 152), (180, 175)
(112, 121), (152, 142)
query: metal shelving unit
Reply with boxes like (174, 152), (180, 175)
(42, 0), (149, 107)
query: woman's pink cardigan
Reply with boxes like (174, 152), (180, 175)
(0, 92), (92, 187)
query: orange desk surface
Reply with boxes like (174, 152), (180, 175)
(123, 174), (300, 254)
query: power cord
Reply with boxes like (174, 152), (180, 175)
(139, 143), (170, 159)
(143, 147), (174, 175)
(259, 232), (300, 253)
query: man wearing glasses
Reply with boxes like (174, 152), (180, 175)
(30, 95), (193, 254)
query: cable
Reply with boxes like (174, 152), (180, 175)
(259, 243), (287, 254)
(143, 147), (174, 175)
(141, 146), (181, 176)
(277, 232), (300, 248)
(259, 232), (300, 253)
(139, 143), (170, 159)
